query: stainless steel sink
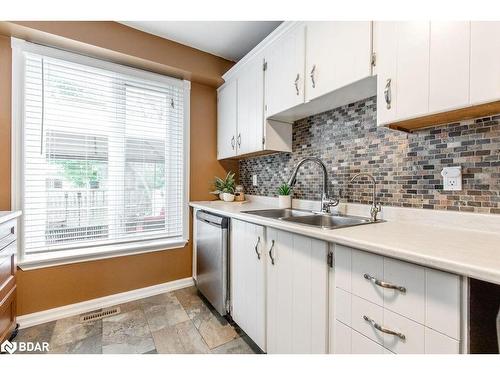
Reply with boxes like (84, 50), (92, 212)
(280, 214), (374, 229)
(241, 208), (313, 219)
(241, 209), (381, 230)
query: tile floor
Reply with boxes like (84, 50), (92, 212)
(13, 286), (260, 354)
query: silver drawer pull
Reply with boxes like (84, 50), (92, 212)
(364, 273), (406, 293)
(254, 236), (261, 260)
(363, 315), (406, 340)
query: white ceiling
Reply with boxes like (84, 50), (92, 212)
(120, 21), (282, 62)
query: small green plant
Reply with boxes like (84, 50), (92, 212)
(277, 183), (291, 196)
(213, 171), (236, 194)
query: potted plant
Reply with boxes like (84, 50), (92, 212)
(277, 182), (292, 209)
(212, 172), (236, 202)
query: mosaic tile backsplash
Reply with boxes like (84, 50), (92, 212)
(239, 97), (500, 214)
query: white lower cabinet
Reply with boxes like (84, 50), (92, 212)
(230, 219), (266, 351)
(332, 244), (462, 354)
(266, 228), (329, 353)
(228, 219), (462, 355)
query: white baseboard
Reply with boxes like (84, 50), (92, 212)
(17, 277), (195, 329)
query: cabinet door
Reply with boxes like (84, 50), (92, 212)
(237, 55), (265, 155)
(230, 220), (266, 351)
(305, 21), (372, 102)
(266, 228), (328, 353)
(264, 24), (305, 118)
(470, 21), (500, 105)
(217, 80), (237, 160)
(374, 22), (398, 126)
(429, 22), (470, 113)
(395, 21), (430, 121)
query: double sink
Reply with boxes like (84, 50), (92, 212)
(242, 208), (381, 230)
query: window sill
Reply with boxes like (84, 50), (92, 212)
(18, 237), (189, 271)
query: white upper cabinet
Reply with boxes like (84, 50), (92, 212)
(470, 21), (500, 105)
(236, 54), (265, 155)
(374, 22), (398, 125)
(394, 21), (430, 122)
(376, 21), (500, 129)
(264, 24), (306, 118)
(218, 53), (291, 160)
(305, 21), (372, 102)
(429, 22), (470, 113)
(217, 79), (237, 159)
(375, 21), (431, 126)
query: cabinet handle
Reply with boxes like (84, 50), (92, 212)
(268, 240), (275, 265)
(310, 65), (316, 88)
(237, 133), (241, 147)
(363, 315), (406, 340)
(364, 273), (406, 293)
(294, 73), (300, 96)
(254, 236), (261, 260)
(231, 136), (235, 150)
(384, 78), (392, 109)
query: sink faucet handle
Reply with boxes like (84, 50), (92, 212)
(370, 202), (382, 221)
(322, 196), (340, 213)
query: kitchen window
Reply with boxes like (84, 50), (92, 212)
(11, 38), (190, 268)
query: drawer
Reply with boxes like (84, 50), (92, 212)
(351, 294), (384, 345)
(424, 327), (460, 354)
(351, 295), (425, 354)
(0, 286), (16, 343)
(383, 308), (425, 354)
(383, 257), (425, 323)
(335, 244), (460, 341)
(351, 249), (383, 306)
(425, 268), (460, 340)
(334, 287), (351, 325)
(0, 241), (16, 295)
(351, 329), (390, 354)
(334, 320), (351, 354)
(0, 221), (15, 243)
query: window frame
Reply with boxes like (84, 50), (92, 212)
(11, 37), (191, 269)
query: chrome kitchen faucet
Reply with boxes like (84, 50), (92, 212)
(287, 157), (339, 214)
(349, 172), (382, 222)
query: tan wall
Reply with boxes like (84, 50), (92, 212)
(0, 23), (237, 315)
(0, 35), (11, 210)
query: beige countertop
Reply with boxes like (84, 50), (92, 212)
(0, 211), (22, 225)
(189, 200), (500, 285)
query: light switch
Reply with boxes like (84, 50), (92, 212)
(441, 166), (462, 191)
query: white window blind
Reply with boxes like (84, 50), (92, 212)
(18, 44), (187, 257)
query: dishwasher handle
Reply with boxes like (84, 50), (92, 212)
(196, 210), (229, 229)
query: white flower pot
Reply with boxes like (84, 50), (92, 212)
(278, 195), (292, 209)
(221, 193), (235, 202)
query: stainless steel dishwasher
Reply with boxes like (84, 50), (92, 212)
(195, 210), (229, 316)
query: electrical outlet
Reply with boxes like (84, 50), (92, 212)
(252, 175), (258, 186)
(441, 166), (462, 191)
